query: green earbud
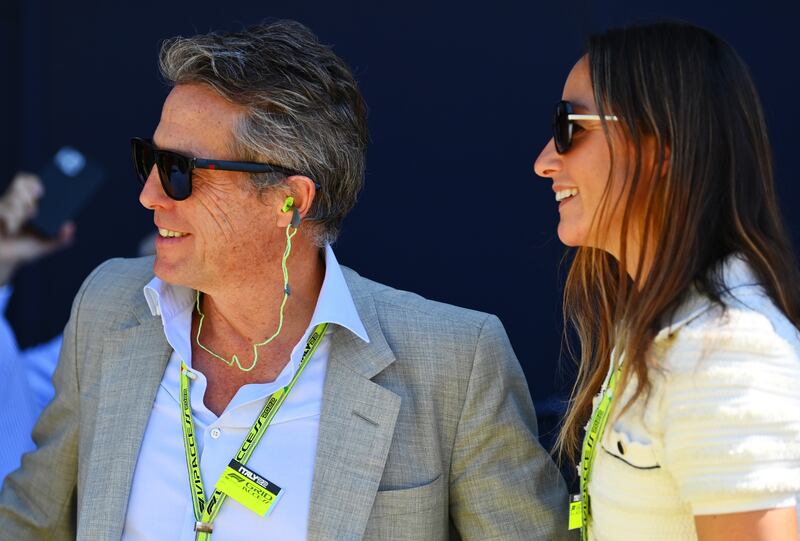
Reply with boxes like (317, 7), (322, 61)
(281, 196), (301, 228)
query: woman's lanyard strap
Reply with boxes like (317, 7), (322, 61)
(179, 322), (329, 540)
(576, 362), (622, 541)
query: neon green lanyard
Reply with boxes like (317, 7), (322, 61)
(179, 322), (329, 540)
(576, 362), (622, 540)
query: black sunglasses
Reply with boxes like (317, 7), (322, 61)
(552, 100), (619, 154)
(131, 137), (305, 201)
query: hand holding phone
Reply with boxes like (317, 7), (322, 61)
(0, 173), (43, 237)
(28, 147), (106, 238)
(0, 172), (75, 285)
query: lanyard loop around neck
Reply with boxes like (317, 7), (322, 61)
(179, 322), (329, 540)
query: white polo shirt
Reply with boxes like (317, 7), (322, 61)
(121, 245), (368, 541)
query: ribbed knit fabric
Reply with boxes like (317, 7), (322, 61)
(587, 256), (800, 540)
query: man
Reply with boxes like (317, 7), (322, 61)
(0, 20), (568, 540)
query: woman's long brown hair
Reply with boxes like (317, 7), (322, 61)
(556, 21), (800, 461)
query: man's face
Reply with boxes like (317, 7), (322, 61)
(139, 83), (284, 292)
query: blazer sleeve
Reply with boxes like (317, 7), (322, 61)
(0, 262), (107, 541)
(448, 314), (572, 540)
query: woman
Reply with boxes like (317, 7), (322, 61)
(534, 22), (800, 540)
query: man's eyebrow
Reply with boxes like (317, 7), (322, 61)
(151, 138), (192, 157)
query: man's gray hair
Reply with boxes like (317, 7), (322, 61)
(159, 20), (368, 246)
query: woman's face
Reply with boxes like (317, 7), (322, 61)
(534, 56), (632, 258)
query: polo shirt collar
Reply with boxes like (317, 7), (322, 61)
(143, 243), (369, 344)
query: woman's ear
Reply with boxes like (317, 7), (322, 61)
(656, 140), (671, 179)
(640, 135), (671, 180)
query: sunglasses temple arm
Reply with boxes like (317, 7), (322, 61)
(194, 157), (300, 175)
(194, 158), (320, 188)
(567, 114), (619, 121)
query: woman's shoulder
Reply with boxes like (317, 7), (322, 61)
(653, 302), (800, 516)
(673, 297), (796, 354)
(656, 257), (800, 370)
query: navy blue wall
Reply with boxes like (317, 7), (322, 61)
(2, 1), (798, 446)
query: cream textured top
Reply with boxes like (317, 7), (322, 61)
(587, 256), (800, 540)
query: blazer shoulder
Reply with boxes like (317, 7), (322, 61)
(341, 265), (494, 332)
(72, 256), (155, 322)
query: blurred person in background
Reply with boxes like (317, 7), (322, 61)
(0, 173), (156, 488)
(0, 173), (73, 485)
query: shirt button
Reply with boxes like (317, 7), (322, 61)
(210, 427), (222, 439)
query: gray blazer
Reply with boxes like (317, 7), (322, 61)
(0, 257), (569, 540)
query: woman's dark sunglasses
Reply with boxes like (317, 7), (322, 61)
(552, 100), (619, 154)
(131, 137), (303, 201)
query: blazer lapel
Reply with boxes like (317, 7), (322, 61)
(78, 310), (171, 540)
(307, 286), (401, 540)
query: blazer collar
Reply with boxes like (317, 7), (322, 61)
(307, 267), (401, 538)
(328, 266), (396, 377)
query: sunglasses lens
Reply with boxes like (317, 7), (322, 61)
(131, 138), (155, 184)
(553, 101), (572, 154)
(157, 152), (192, 201)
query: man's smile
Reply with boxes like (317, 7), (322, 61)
(157, 227), (189, 238)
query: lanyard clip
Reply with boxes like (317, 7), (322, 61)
(194, 521), (213, 534)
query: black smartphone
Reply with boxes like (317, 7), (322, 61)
(28, 147), (107, 238)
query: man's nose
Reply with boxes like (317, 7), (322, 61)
(139, 165), (172, 210)
(533, 138), (561, 179)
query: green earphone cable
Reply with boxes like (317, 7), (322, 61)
(194, 221), (298, 372)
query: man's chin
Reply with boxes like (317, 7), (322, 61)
(152, 257), (192, 287)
